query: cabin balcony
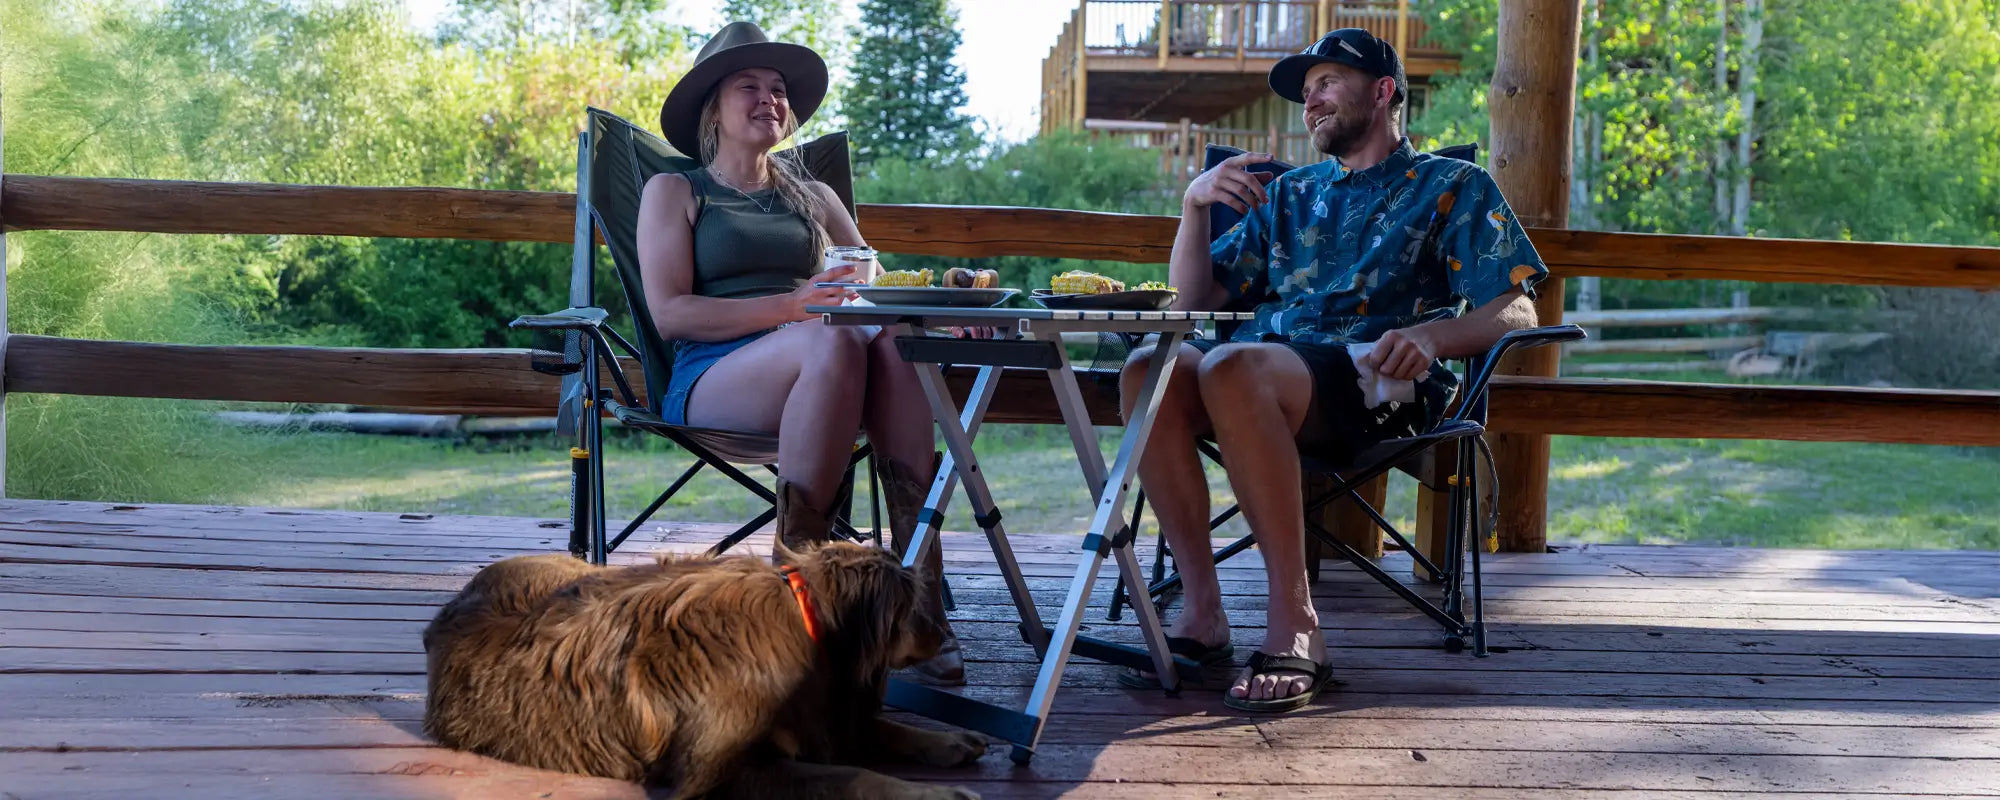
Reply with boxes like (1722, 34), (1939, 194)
(1041, 0), (1458, 129)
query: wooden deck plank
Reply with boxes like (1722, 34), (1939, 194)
(11, 556), (1992, 606)
(3, 499), (1997, 799)
(7, 744), (1999, 794)
(7, 714), (1999, 760)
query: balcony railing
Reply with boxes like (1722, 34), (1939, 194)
(1083, 118), (1434, 179)
(1083, 0), (1439, 62)
(1044, 1), (1442, 132)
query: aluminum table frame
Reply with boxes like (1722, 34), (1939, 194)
(809, 304), (1253, 764)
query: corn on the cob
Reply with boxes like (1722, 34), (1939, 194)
(871, 268), (933, 287)
(1051, 270), (1125, 295)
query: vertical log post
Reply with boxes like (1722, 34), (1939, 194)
(1074, 8), (1089, 126)
(1159, 0), (1172, 67)
(1, 74), (9, 496)
(1396, 0), (1410, 57)
(1177, 117), (1193, 179)
(1485, 0), (1581, 553)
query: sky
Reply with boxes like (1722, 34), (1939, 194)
(402, 0), (1080, 142)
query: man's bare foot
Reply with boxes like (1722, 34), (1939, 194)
(1226, 623), (1326, 706)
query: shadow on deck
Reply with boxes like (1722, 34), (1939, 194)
(2, 500), (1996, 798)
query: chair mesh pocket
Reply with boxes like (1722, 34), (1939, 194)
(530, 328), (586, 376)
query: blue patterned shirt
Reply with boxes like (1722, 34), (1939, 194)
(1210, 139), (1549, 355)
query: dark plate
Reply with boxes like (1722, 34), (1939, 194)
(849, 286), (1019, 307)
(1030, 288), (1178, 311)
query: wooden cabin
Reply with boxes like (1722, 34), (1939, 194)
(1041, 0), (1457, 170)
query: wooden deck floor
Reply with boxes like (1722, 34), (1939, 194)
(2, 499), (1997, 799)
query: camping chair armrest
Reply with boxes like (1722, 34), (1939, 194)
(510, 307), (642, 360)
(1454, 324), (1588, 417)
(510, 306), (609, 331)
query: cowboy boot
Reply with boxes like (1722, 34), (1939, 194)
(877, 452), (964, 687)
(774, 476), (835, 560)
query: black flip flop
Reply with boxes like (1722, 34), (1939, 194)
(1220, 651), (1334, 713)
(1115, 636), (1235, 689)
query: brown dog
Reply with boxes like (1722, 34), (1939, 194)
(422, 542), (987, 799)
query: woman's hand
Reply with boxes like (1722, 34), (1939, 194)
(786, 264), (861, 320)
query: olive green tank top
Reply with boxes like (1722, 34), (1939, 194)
(685, 168), (818, 301)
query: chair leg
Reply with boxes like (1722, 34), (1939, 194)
(607, 461), (705, 554)
(868, 451), (883, 548)
(1106, 488), (1148, 622)
(705, 506), (779, 559)
(1467, 436), (1489, 657)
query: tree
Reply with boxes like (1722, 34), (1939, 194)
(844, 0), (972, 164)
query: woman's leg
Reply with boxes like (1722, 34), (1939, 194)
(860, 329), (938, 476)
(860, 329), (965, 685)
(685, 320), (873, 521)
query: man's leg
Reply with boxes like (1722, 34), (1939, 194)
(1195, 344), (1321, 703)
(1118, 343), (1228, 650)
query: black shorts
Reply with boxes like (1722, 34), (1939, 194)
(1185, 338), (1451, 465)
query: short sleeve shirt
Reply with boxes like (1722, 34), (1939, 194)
(1210, 139), (1549, 351)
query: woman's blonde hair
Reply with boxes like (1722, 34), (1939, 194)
(697, 84), (831, 260)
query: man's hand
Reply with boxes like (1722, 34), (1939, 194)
(1359, 326), (1443, 382)
(1185, 152), (1278, 215)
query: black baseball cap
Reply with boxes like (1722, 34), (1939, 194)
(1270, 28), (1406, 107)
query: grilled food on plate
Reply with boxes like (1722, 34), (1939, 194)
(943, 267), (999, 289)
(1137, 280), (1172, 291)
(1050, 270), (1126, 295)
(870, 268), (934, 287)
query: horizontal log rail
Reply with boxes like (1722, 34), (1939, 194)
(7, 175), (1999, 289)
(7, 335), (1997, 447)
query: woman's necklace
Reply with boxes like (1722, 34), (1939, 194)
(711, 168), (776, 214)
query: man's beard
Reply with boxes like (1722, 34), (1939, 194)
(1310, 102), (1373, 157)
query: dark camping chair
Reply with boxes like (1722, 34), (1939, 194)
(1105, 143), (1585, 656)
(510, 107), (878, 565)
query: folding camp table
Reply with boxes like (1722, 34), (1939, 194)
(808, 303), (1254, 764)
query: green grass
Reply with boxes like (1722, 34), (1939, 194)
(8, 396), (1997, 550)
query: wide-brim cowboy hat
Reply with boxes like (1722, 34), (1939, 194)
(659, 21), (829, 160)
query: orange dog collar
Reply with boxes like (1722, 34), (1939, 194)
(778, 565), (820, 644)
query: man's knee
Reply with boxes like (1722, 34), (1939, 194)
(1120, 343), (1202, 419)
(1194, 343), (1274, 397)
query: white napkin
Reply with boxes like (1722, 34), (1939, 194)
(1346, 342), (1427, 409)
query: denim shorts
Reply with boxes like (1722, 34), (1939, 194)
(659, 328), (775, 426)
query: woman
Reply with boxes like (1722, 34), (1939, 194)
(634, 22), (962, 686)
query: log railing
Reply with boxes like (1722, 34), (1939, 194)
(3, 175), (1998, 535)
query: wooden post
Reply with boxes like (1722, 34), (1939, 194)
(1073, 8), (1088, 126)
(1396, 0), (1410, 57)
(1158, 0), (1172, 67)
(1, 75), (8, 497)
(1318, 0), (1331, 34)
(1176, 117), (1193, 179)
(1236, 2), (1249, 65)
(1485, 0), (1581, 553)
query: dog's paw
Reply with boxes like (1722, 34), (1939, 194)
(913, 731), (988, 768)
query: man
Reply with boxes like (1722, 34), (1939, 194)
(1119, 28), (1548, 713)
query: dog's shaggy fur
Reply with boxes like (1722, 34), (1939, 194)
(422, 542), (985, 799)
